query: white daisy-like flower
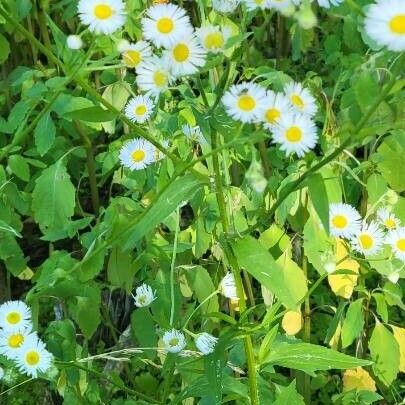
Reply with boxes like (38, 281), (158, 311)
(162, 329), (187, 353)
(124, 95), (155, 123)
(15, 336), (53, 378)
(272, 113), (318, 157)
(164, 37), (207, 77)
(219, 272), (238, 299)
(132, 284), (156, 308)
(116, 38), (130, 53)
(121, 41), (153, 69)
(317, 0), (343, 8)
(196, 25), (232, 54)
(119, 138), (156, 170)
(222, 82), (267, 124)
(66, 35), (83, 50)
(386, 227), (405, 261)
(195, 333), (218, 355)
(0, 301), (32, 332)
(284, 81), (317, 117)
(364, 0), (405, 52)
(0, 329), (37, 360)
(141, 4), (193, 48)
(329, 203), (362, 238)
(0, 366), (4, 380)
(136, 57), (173, 96)
(261, 90), (293, 130)
(212, 0), (240, 13)
(182, 124), (207, 145)
(77, 0), (126, 35)
(350, 221), (384, 256)
(377, 207), (400, 231)
(242, 0), (271, 11)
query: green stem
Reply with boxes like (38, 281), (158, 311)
(258, 140), (271, 180)
(302, 255), (311, 404)
(182, 290), (219, 330)
(169, 207), (180, 327)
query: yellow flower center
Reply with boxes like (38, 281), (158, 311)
(389, 15), (405, 34)
(131, 149), (146, 163)
(157, 17), (174, 34)
(6, 312), (21, 325)
(153, 71), (167, 87)
(384, 218), (396, 229)
(204, 32), (224, 49)
(265, 108), (281, 123)
(291, 94), (304, 109)
(94, 4), (113, 20)
(238, 95), (256, 111)
(25, 350), (40, 366)
(285, 126), (303, 143)
(169, 338), (179, 346)
(359, 234), (374, 250)
(135, 105), (147, 116)
(123, 50), (142, 67)
(332, 215), (348, 229)
(397, 238), (405, 252)
(8, 333), (24, 349)
(173, 44), (190, 62)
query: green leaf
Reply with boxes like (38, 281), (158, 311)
(0, 33), (10, 64)
(263, 342), (371, 376)
(273, 380), (305, 405)
(31, 159), (76, 236)
(354, 72), (379, 112)
(64, 106), (117, 123)
(341, 298), (364, 348)
(372, 293), (388, 323)
(107, 248), (137, 292)
(307, 173), (329, 234)
(369, 322), (399, 386)
(34, 112), (56, 156)
(131, 308), (158, 359)
(8, 155), (30, 181)
(232, 236), (307, 309)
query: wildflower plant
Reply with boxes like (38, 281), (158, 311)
(0, 0), (404, 403)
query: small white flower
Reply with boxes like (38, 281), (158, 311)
(0, 328), (37, 360)
(141, 4), (193, 48)
(212, 0), (240, 13)
(117, 38), (130, 53)
(386, 227), (405, 261)
(15, 336), (53, 378)
(66, 35), (83, 50)
(364, 0), (405, 52)
(136, 57), (173, 96)
(377, 208), (400, 231)
(222, 81), (268, 124)
(284, 81), (317, 117)
(219, 272), (238, 299)
(0, 301), (32, 332)
(350, 221), (384, 256)
(121, 41), (153, 69)
(162, 329), (187, 353)
(119, 138), (156, 170)
(164, 37), (207, 77)
(195, 333), (218, 355)
(124, 95), (155, 123)
(272, 113), (318, 157)
(182, 124), (207, 145)
(317, 0), (343, 8)
(242, 0), (271, 12)
(0, 366), (4, 380)
(329, 203), (362, 238)
(196, 25), (232, 53)
(77, 0), (126, 35)
(132, 284), (156, 307)
(261, 90), (293, 130)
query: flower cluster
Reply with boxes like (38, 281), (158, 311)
(329, 204), (405, 262)
(0, 301), (52, 378)
(223, 80), (318, 157)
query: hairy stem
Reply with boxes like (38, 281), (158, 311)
(170, 207), (180, 327)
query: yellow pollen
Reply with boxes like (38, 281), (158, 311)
(153, 71), (167, 87)
(332, 215), (348, 229)
(173, 44), (190, 62)
(169, 338), (179, 346)
(8, 333), (24, 349)
(123, 50), (142, 67)
(94, 4), (113, 19)
(238, 95), (256, 111)
(25, 351), (40, 366)
(285, 126), (303, 142)
(389, 15), (405, 34)
(265, 108), (281, 123)
(384, 218), (396, 229)
(291, 94), (305, 109)
(135, 105), (147, 116)
(131, 149), (146, 163)
(157, 17), (174, 34)
(397, 239), (405, 252)
(204, 32), (224, 49)
(6, 312), (21, 325)
(359, 234), (374, 250)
